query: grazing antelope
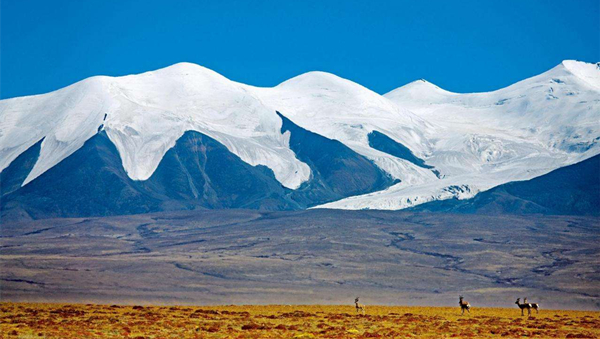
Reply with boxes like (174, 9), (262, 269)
(524, 298), (540, 313)
(459, 296), (471, 315)
(515, 298), (531, 316)
(354, 297), (366, 315)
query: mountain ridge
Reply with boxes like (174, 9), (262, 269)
(1, 60), (598, 217)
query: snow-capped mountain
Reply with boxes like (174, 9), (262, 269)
(0, 63), (310, 189)
(317, 60), (600, 210)
(1, 60), (598, 219)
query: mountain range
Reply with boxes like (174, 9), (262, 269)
(1, 60), (598, 220)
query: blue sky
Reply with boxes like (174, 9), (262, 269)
(1, 0), (598, 99)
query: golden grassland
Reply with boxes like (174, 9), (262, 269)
(1, 303), (599, 338)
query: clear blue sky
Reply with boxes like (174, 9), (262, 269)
(1, 0), (598, 99)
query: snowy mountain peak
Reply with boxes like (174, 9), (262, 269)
(384, 78), (456, 104)
(277, 71), (347, 88)
(157, 61), (205, 71)
(275, 70), (388, 103)
(142, 62), (228, 81)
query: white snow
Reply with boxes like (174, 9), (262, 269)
(562, 60), (600, 90)
(1, 60), (598, 210)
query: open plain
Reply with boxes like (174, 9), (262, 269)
(1, 303), (600, 338)
(1, 210), (599, 310)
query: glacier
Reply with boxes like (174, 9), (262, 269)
(318, 60), (600, 210)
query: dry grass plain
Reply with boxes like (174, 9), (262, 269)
(3, 211), (599, 309)
(1, 303), (599, 339)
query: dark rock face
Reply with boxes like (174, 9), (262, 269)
(1, 131), (299, 220)
(277, 112), (396, 207)
(1, 115), (397, 220)
(143, 131), (299, 211)
(412, 154), (600, 215)
(368, 130), (433, 169)
(1, 139), (43, 198)
(2, 131), (163, 220)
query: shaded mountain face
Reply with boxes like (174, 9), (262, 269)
(1, 139), (42, 199)
(410, 154), (600, 215)
(1, 131), (298, 220)
(143, 131), (299, 211)
(1, 131), (160, 220)
(368, 130), (433, 169)
(1, 116), (396, 220)
(278, 112), (396, 207)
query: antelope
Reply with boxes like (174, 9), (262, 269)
(459, 296), (471, 315)
(515, 298), (531, 316)
(524, 298), (540, 313)
(354, 297), (366, 315)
